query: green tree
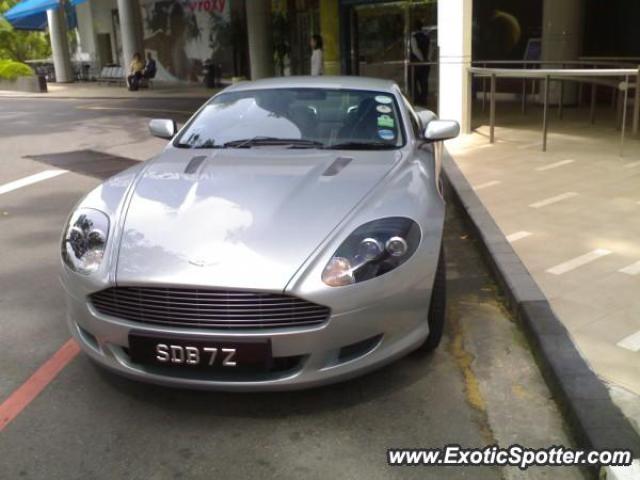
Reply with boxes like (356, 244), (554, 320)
(0, 0), (52, 61)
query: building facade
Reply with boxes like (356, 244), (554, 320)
(59, 0), (471, 128)
(6, 0), (640, 132)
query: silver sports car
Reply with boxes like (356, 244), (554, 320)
(60, 76), (459, 390)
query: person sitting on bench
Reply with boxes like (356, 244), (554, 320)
(127, 52), (144, 91)
(143, 53), (157, 81)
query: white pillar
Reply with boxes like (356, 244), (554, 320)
(437, 0), (472, 132)
(245, 0), (273, 80)
(47, 4), (73, 83)
(542, 0), (584, 104)
(117, 0), (144, 69)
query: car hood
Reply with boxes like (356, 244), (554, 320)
(115, 147), (402, 290)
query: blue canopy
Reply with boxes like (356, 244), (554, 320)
(3, 0), (87, 31)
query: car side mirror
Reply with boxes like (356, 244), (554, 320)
(416, 109), (437, 127)
(149, 119), (177, 139)
(424, 120), (460, 142)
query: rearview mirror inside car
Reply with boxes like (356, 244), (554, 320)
(424, 120), (460, 142)
(149, 119), (177, 139)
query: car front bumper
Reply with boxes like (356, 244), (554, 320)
(63, 283), (432, 391)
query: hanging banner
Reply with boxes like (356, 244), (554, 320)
(140, 0), (230, 82)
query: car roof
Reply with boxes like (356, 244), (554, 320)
(223, 76), (399, 94)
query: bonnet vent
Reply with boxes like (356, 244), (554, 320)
(322, 157), (353, 177)
(184, 155), (207, 174)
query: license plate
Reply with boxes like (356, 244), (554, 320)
(128, 333), (272, 371)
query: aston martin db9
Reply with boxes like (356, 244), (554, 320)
(60, 76), (459, 390)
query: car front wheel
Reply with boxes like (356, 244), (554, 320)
(421, 246), (446, 352)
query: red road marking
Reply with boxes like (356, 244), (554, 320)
(0, 338), (80, 432)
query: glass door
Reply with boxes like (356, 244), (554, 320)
(407, 0), (438, 110)
(345, 0), (438, 111)
(349, 2), (408, 89)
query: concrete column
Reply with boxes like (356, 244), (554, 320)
(47, 4), (73, 83)
(246, 0), (274, 79)
(542, 0), (584, 104)
(75, 1), (98, 66)
(117, 0), (144, 69)
(319, 0), (340, 75)
(437, 0), (472, 132)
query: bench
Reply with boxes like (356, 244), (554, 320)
(139, 77), (154, 89)
(97, 66), (125, 85)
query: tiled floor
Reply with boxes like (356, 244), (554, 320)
(448, 101), (640, 431)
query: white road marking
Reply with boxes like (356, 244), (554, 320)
(529, 192), (578, 208)
(619, 261), (640, 275)
(617, 331), (640, 352)
(506, 231), (532, 243)
(473, 180), (501, 191)
(546, 249), (611, 275)
(623, 161), (640, 169)
(604, 460), (640, 480)
(536, 159), (575, 171)
(0, 170), (68, 196)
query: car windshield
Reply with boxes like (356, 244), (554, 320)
(174, 88), (405, 150)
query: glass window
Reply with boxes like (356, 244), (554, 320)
(175, 88), (406, 150)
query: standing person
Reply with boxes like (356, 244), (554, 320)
(143, 52), (157, 81)
(310, 34), (324, 76)
(127, 52), (144, 91)
(410, 20), (431, 105)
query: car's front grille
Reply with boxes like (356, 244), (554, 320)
(89, 287), (330, 330)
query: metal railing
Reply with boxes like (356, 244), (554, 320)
(468, 65), (640, 155)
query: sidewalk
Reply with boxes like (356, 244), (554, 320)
(0, 81), (218, 99)
(447, 100), (640, 435)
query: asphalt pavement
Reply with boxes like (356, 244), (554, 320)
(0, 97), (585, 480)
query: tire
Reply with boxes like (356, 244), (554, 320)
(421, 246), (446, 352)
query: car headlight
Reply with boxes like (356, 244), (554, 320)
(61, 208), (110, 275)
(322, 217), (420, 287)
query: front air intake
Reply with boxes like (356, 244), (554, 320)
(90, 287), (330, 330)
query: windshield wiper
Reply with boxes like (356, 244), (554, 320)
(324, 141), (397, 150)
(223, 137), (325, 149)
(175, 139), (224, 149)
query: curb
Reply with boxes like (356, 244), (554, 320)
(442, 151), (640, 477)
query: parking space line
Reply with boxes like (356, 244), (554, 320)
(473, 180), (501, 191)
(506, 231), (532, 243)
(619, 261), (640, 275)
(617, 331), (640, 352)
(529, 192), (578, 208)
(536, 160), (575, 171)
(0, 170), (68, 196)
(546, 249), (611, 275)
(0, 338), (79, 432)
